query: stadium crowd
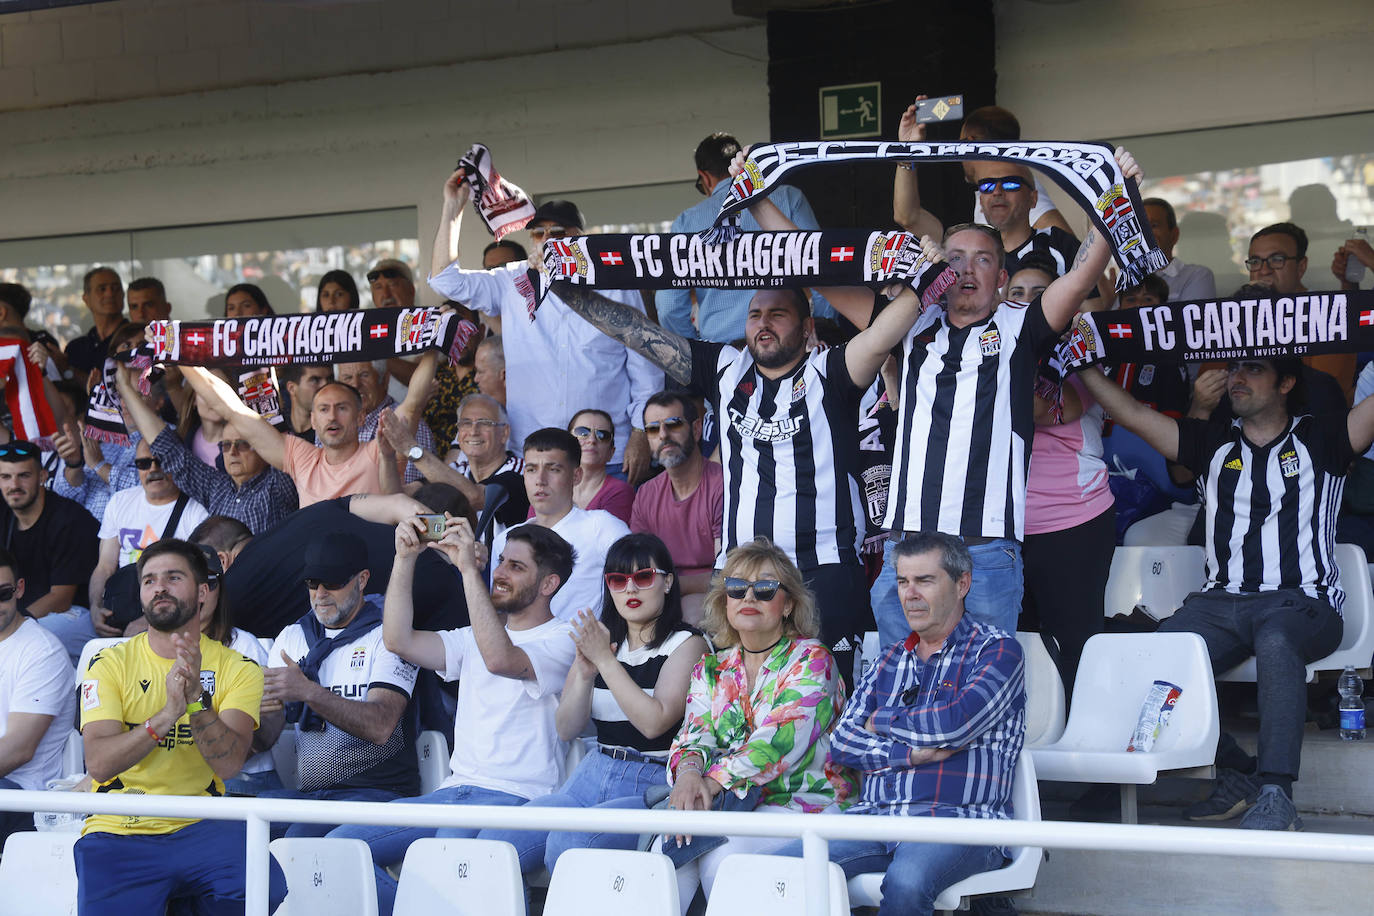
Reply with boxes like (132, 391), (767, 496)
(0, 100), (1372, 916)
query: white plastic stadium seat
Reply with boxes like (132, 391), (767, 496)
(0, 831), (78, 916)
(1031, 632), (1218, 823)
(416, 729), (449, 795)
(393, 838), (523, 916)
(1102, 546), (1205, 621)
(60, 729), (83, 779)
(269, 837), (378, 916)
(847, 752), (1043, 912)
(73, 637), (127, 686)
(543, 848), (679, 916)
(705, 854), (848, 915)
(1015, 632), (1066, 748)
(1220, 544), (1374, 682)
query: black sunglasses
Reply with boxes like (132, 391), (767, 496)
(724, 577), (783, 602)
(0, 443), (40, 460)
(218, 439), (252, 453)
(133, 456), (163, 471)
(0, 585), (15, 602)
(366, 267), (406, 283)
(644, 416), (687, 435)
(572, 425), (613, 442)
(304, 577), (350, 591)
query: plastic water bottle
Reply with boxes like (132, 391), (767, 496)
(1339, 665), (1366, 740)
(1346, 227), (1369, 285)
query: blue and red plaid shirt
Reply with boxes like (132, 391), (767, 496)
(831, 613), (1025, 821)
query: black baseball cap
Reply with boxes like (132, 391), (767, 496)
(302, 531), (369, 585)
(530, 200), (585, 231)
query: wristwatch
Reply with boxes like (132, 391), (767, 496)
(406, 445), (424, 462)
(186, 690), (213, 716)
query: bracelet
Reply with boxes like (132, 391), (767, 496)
(143, 719), (162, 743)
(677, 759), (705, 777)
(899, 162), (918, 171)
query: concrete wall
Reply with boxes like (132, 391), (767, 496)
(995, 0), (1374, 140)
(0, 0), (767, 277)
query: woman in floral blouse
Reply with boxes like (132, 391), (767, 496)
(663, 536), (855, 913)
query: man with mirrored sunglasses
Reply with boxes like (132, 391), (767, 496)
(630, 391), (722, 606)
(115, 363), (298, 535)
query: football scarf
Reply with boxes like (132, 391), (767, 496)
(83, 359), (128, 445)
(540, 229), (958, 306)
(708, 140), (1168, 290)
(1055, 289), (1371, 370)
(145, 307), (468, 369)
(0, 337), (57, 445)
(458, 143), (536, 241)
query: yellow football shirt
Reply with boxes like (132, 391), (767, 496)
(79, 632), (263, 836)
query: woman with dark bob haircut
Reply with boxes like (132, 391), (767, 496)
(478, 532), (708, 873)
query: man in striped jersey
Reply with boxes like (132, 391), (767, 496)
(1078, 356), (1374, 830)
(551, 273), (943, 679)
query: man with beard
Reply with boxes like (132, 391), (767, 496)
(0, 441), (99, 644)
(553, 277), (936, 679)
(330, 519), (576, 916)
(258, 530), (420, 836)
(629, 391), (722, 603)
(76, 538), (283, 914)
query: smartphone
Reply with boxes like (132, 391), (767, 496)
(417, 514), (447, 542)
(916, 95), (964, 124)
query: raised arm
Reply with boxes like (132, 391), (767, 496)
(844, 237), (944, 387)
(1040, 147), (1143, 331)
(180, 367), (285, 469)
(442, 518), (538, 679)
(1076, 364), (1181, 461)
(430, 168), (471, 275)
(551, 281), (694, 386)
(892, 99), (947, 241)
(382, 519), (451, 671)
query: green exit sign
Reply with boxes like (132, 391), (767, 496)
(819, 82), (882, 139)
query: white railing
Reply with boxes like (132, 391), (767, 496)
(5, 789), (1374, 916)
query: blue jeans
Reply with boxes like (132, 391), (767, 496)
(36, 605), (95, 666)
(964, 539), (1023, 634)
(477, 747), (665, 872)
(223, 768), (283, 797)
(74, 818), (287, 915)
(544, 793), (649, 872)
(258, 785), (401, 838)
(327, 783), (528, 916)
(777, 834), (1005, 916)
(871, 539), (907, 649)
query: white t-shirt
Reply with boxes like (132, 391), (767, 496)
(270, 617), (419, 793)
(0, 619), (75, 790)
(491, 506), (630, 622)
(229, 628), (274, 776)
(437, 617), (576, 799)
(98, 487), (210, 568)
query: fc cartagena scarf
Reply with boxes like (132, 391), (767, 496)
(459, 143), (536, 241)
(146, 307), (466, 368)
(540, 229), (958, 306)
(84, 359), (128, 446)
(0, 337), (57, 445)
(1055, 289), (1371, 370)
(708, 140), (1168, 290)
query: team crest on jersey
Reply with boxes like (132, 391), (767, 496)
(1139, 365), (1155, 386)
(791, 375), (807, 403)
(979, 328), (1001, 357)
(1223, 457), (1243, 471)
(350, 647), (367, 669)
(199, 670), (216, 696)
(1280, 450), (1300, 478)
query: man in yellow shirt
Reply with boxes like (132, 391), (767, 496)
(76, 538), (284, 914)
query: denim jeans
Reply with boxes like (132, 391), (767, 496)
(478, 747), (665, 873)
(963, 538), (1023, 635)
(257, 785), (402, 838)
(223, 767), (283, 797)
(777, 835), (1006, 916)
(871, 539), (907, 649)
(36, 606), (96, 666)
(327, 783), (528, 916)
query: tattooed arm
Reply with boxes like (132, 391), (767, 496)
(551, 280), (694, 385)
(188, 707), (256, 779)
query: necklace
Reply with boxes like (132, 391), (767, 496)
(741, 634), (786, 655)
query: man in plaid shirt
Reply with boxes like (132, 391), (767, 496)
(783, 531), (1025, 916)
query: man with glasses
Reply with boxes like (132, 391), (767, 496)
(366, 259), (416, 311)
(87, 440), (210, 642)
(967, 162), (1094, 295)
(0, 440), (100, 653)
(657, 132), (832, 343)
(114, 364), (297, 534)
(429, 168), (661, 483)
(259, 530), (420, 836)
(630, 391), (722, 603)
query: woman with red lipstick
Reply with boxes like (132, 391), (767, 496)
(568, 408), (635, 524)
(478, 532), (706, 873)
(660, 537), (856, 913)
